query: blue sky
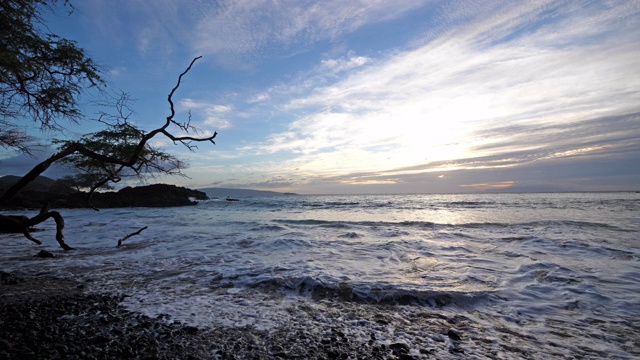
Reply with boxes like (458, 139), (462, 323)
(2, 0), (640, 194)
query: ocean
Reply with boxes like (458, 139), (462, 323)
(1, 192), (639, 358)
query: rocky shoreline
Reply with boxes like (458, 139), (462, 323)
(3, 270), (632, 359)
(0, 272), (420, 359)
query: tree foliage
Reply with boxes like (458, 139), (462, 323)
(53, 121), (186, 195)
(0, 0), (103, 152)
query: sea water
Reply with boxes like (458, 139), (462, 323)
(1, 192), (639, 358)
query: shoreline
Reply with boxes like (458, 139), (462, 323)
(0, 271), (421, 359)
(2, 270), (638, 359)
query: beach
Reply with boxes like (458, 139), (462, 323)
(0, 271), (576, 359)
(0, 272), (474, 359)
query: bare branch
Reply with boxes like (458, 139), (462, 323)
(116, 226), (148, 247)
(166, 56), (202, 124)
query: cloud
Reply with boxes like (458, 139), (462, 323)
(191, 0), (432, 67)
(108, 67), (126, 78)
(79, 0), (197, 57)
(179, 98), (233, 129)
(320, 54), (371, 74)
(0, 148), (72, 179)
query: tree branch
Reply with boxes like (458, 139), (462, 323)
(117, 226), (148, 247)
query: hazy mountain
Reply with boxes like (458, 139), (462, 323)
(199, 187), (297, 198)
(0, 175), (70, 193)
(482, 184), (570, 193)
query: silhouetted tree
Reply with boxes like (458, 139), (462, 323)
(0, 1), (217, 249)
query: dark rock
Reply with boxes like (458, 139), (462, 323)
(447, 329), (462, 341)
(35, 250), (55, 258)
(327, 350), (339, 359)
(0, 183), (209, 210)
(0, 271), (21, 285)
(269, 345), (284, 353)
(390, 342), (410, 354)
(98, 184), (208, 208)
(184, 325), (199, 334)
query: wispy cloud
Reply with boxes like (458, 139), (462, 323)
(179, 98), (233, 129)
(320, 53), (371, 74)
(80, 0), (196, 57)
(191, 0), (432, 67)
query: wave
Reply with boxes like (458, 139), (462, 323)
(338, 232), (362, 239)
(306, 201), (361, 207)
(245, 276), (493, 307)
(447, 201), (497, 208)
(273, 219), (356, 229)
(273, 218), (630, 232)
(274, 219), (437, 228)
(249, 224), (288, 232)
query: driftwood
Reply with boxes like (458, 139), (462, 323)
(116, 226), (148, 247)
(0, 204), (71, 250)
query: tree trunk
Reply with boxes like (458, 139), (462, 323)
(0, 205), (72, 250)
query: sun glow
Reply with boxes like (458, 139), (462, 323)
(460, 181), (515, 190)
(339, 179), (398, 185)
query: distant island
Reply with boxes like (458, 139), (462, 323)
(199, 187), (297, 199)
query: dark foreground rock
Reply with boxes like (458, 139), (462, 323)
(0, 184), (208, 210)
(85, 184), (209, 208)
(0, 272), (413, 359)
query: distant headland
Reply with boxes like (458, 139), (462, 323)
(0, 175), (208, 210)
(198, 187), (297, 198)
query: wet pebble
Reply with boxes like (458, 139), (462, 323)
(0, 276), (405, 359)
(448, 328), (462, 341)
(35, 250), (55, 258)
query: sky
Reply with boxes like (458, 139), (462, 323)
(1, 0), (639, 194)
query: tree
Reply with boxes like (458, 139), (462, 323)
(1, 0), (103, 153)
(0, 1), (217, 249)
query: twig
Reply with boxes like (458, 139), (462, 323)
(116, 226), (148, 247)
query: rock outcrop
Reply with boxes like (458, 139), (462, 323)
(87, 184), (209, 208)
(0, 183), (208, 210)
